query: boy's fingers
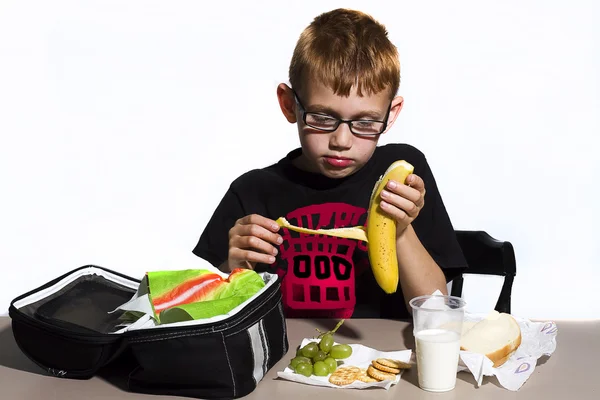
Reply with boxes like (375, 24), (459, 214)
(229, 247), (276, 265)
(235, 224), (283, 245)
(387, 179), (423, 204)
(231, 234), (279, 257)
(380, 191), (420, 218)
(407, 174), (425, 192)
(379, 200), (409, 222)
(417, 189), (426, 208)
(238, 214), (280, 232)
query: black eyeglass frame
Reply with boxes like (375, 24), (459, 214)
(292, 89), (393, 137)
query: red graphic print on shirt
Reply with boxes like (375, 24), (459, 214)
(276, 203), (368, 318)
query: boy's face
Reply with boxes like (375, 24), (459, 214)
(277, 80), (404, 179)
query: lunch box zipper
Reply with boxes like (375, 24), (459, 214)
(9, 309), (123, 344)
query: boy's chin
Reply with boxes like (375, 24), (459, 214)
(319, 164), (359, 179)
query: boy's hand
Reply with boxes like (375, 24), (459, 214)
(228, 214), (283, 271)
(379, 174), (426, 237)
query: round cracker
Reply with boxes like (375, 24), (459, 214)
(376, 357), (412, 369)
(339, 366), (360, 373)
(356, 368), (379, 383)
(328, 366), (360, 386)
(372, 360), (401, 374)
(367, 365), (396, 382)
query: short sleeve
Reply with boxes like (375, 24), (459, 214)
(413, 156), (468, 282)
(192, 188), (246, 269)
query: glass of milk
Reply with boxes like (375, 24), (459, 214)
(409, 294), (466, 392)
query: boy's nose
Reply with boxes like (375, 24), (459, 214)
(329, 123), (353, 150)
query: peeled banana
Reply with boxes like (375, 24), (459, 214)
(366, 160), (414, 294)
(274, 160), (415, 294)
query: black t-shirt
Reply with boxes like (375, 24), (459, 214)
(193, 143), (467, 319)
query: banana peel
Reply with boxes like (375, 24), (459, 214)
(275, 217), (368, 242)
(275, 160), (414, 294)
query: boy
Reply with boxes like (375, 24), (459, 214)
(192, 8), (467, 319)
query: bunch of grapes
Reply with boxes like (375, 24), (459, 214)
(288, 320), (353, 377)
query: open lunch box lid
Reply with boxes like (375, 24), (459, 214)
(8, 265), (288, 399)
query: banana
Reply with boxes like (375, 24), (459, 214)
(273, 159), (414, 294)
(366, 160), (414, 294)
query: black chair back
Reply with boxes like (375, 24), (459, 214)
(451, 230), (517, 314)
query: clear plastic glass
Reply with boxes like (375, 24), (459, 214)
(409, 295), (467, 392)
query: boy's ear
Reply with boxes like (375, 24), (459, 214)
(277, 83), (297, 123)
(383, 96), (404, 133)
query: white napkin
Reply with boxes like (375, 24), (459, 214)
(421, 290), (558, 391)
(277, 339), (412, 390)
(458, 313), (557, 391)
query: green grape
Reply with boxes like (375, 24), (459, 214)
(323, 357), (337, 373)
(330, 344), (353, 359)
(313, 361), (329, 377)
(312, 350), (327, 363)
(318, 333), (334, 353)
(295, 362), (313, 377)
(290, 356), (312, 370)
(300, 342), (319, 358)
(296, 346), (303, 357)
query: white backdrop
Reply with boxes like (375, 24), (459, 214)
(1, 0), (598, 319)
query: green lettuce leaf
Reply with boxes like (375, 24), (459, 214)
(151, 269), (265, 324)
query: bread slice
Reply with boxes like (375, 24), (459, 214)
(461, 320), (477, 336)
(460, 311), (522, 367)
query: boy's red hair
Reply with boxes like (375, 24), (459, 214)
(289, 9), (400, 99)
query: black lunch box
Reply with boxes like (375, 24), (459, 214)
(8, 265), (288, 399)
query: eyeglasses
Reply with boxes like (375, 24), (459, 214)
(293, 89), (392, 137)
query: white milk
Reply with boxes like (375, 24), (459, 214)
(415, 328), (461, 392)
